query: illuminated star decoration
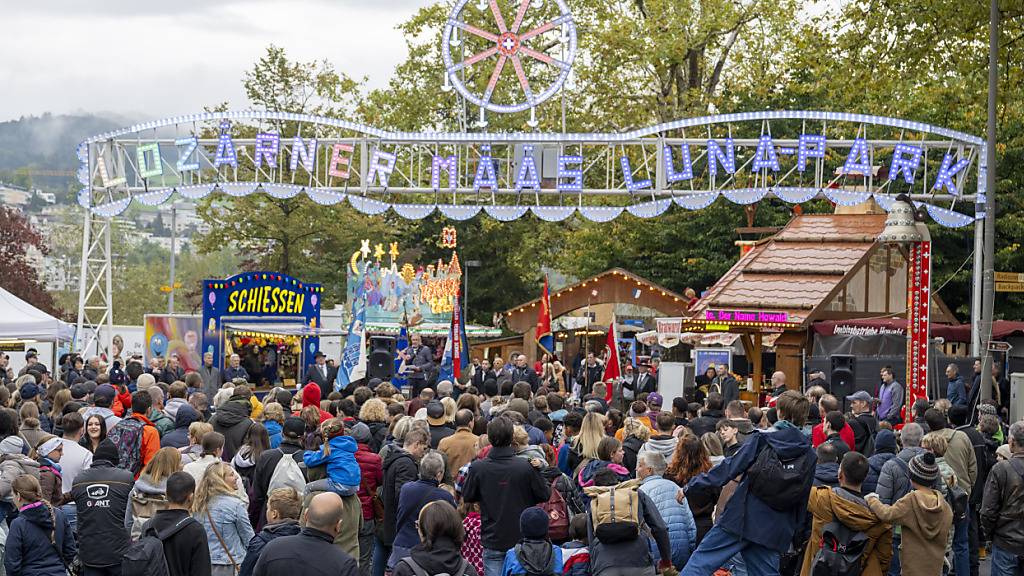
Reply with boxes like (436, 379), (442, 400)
(374, 243), (386, 261)
(360, 239), (372, 259)
(389, 242), (400, 261)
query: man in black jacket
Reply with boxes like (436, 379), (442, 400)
(587, 468), (672, 575)
(950, 404), (990, 576)
(252, 417), (308, 526)
(462, 415), (551, 576)
(509, 354), (540, 393)
(211, 385), (254, 461)
(688, 392), (725, 438)
(253, 492), (359, 576)
(148, 472), (211, 576)
(845, 390), (878, 456)
(70, 438), (134, 576)
(380, 428), (428, 574)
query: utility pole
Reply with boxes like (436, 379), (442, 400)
(168, 205), (177, 314)
(980, 0), (999, 402)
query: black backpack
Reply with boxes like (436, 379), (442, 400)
(943, 476), (969, 524)
(746, 441), (813, 511)
(810, 513), (869, 576)
(121, 516), (197, 576)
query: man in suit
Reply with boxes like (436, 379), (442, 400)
(306, 351), (333, 398)
(403, 333), (434, 396)
(635, 362), (658, 395)
(198, 351), (222, 399)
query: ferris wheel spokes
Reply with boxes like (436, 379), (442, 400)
(450, 20), (500, 42)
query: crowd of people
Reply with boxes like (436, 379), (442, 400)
(0, 348), (1020, 576)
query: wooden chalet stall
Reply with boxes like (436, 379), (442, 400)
(685, 210), (957, 396)
(502, 269), (689, 364)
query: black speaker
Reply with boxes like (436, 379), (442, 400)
(368, 336), (396, 381)
(830, 354), (856, 409)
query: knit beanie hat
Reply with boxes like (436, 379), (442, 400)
(94, 438), (120, 465)
(874, 429), (897, 454)
(0, 435), (26, 455)
(520, 506), (550, 540)
(909, 452), (939, 485)
(109, 362), (126, 386)
(349, 422), (372, 444)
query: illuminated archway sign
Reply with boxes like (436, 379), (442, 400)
(77, 110), (983, 228)
(74, 109), (987, 355)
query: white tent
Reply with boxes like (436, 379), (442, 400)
(0, 287), (74, 342)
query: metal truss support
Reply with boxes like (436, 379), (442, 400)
(74, 210), (113, 357)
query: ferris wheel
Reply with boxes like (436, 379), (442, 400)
(441, 0), (577, 125)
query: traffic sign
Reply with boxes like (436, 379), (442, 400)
(987, 341), (1013, 353)
(995, 272), (1024, 283)
(996, 282), (1024, 292)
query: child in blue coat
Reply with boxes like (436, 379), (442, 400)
(303, 419), (361, 494)
(503, 507), (563, 576)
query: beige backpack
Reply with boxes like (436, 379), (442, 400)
(583, 478), (642, 543)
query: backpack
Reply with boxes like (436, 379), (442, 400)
(943, 476), (968, 524)
(810, 513), (869, 576)
(514, 543), (556, 576)
(538, 478), (569, 541)
(399, 556), (472, 576)
(746, 442), (813, 511)
(129, 490), (169, 540)
(121, 515), (197, 576)
(583, 479), (642, 543)
(268, 449), (307, 497)
(108, 418), (146, 476)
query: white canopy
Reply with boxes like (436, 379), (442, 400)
(0, 287), (74, 342)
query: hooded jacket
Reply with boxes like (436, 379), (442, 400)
(637, 434), (677, 463)
(503, 541), (562, 576)
(70, 458), (134, 567)
(3, 501), (76, 576)
(685, 424), (816, 553)
(264, 420), (283, 449)
(800, 486), (892, 576)
(126, 472), (168, 540)
(0, 454), (40, 501)
(366, 421), (389, 454)
(862, 452), (897, 495)
(381, 447), (419, 544)
(211, 398), (253, 461)
(876, 446), (927, 505)
(150, 409), (175, 438)
(355, 442), (383, 520)
(303, 435), (361, 487)
(238, 519), (301, 576)
(688, 409), (725, 438)
(392, 536), (479, 576)
(931, 427), (978, 496)
(813, 462), (839, 487)
(867, 488), (952, 576)
(621, 435), (644, 476)
(148, 508), (212, 576)
(161, 405), (202, 449)
(301, 384), (332, 423)
(164, 397), (190, 421)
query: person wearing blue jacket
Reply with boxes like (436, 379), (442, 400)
(945, 364), (967, 407)
(637, 451), (697, 569)
(4, 474), (76, 576)
(304, 419), (361, 494)
(503, 507), (563, 576)
(680, 390), (816, 576)
(388, 453), (456, 569)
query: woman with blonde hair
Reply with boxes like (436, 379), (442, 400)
(441, 397), (457, 425)
(180, 421), (213, 465)
(47, 389), (71, 433)
(573, 411), (605, 461)
(193, 461), (254, 576)
(127, 446), (181, 539)
(359, 398), (390, 453)
(620, 417), (651, 476)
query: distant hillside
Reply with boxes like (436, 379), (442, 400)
(0, 113), (127, 171)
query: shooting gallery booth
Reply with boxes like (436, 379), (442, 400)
(683, 211), (959, 402)
(203, 271), (338, 388)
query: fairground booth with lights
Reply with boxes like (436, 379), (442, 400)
(201, 271), (336, 388)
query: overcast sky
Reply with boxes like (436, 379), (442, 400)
(0, 0), (435, 123)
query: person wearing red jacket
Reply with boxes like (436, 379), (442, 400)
(349, 422), (384, 576)
(108, 390), (160, 479)
(811, 393), (856, 448)
(299, 383), (332, 423)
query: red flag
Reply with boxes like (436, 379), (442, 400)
(536, 276), (553, 355)
(602, 314), (620, 402)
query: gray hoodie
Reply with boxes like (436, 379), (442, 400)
(638, 435), (678, 463)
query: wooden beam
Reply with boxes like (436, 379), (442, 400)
(752, 333), (763, 395)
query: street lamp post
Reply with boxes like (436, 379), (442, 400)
(878, 194), (932, 417)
